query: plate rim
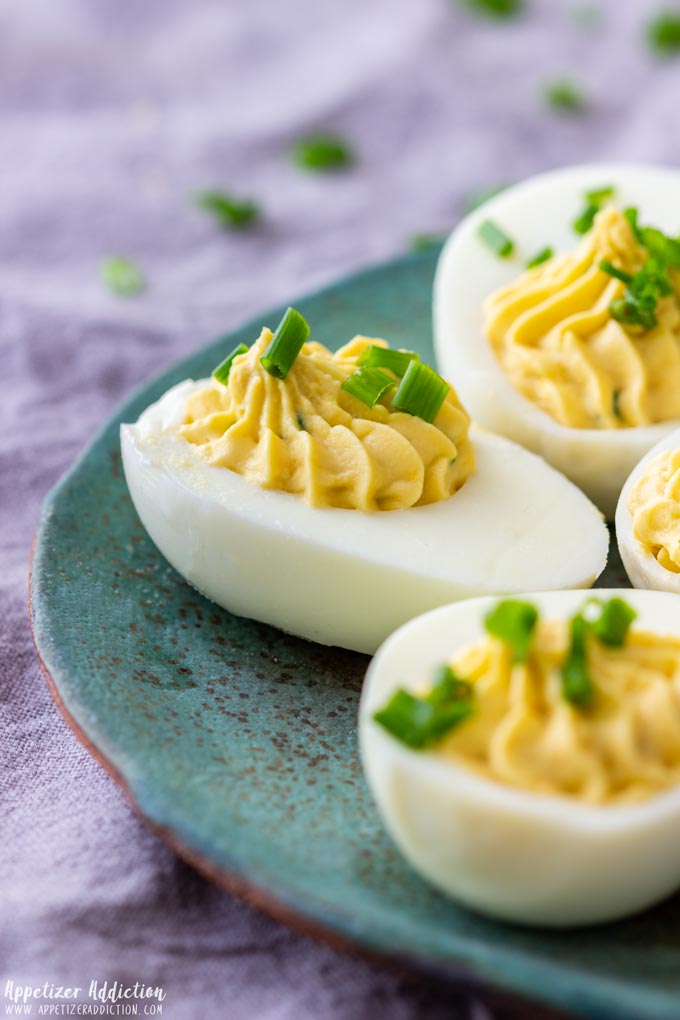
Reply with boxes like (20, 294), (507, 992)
(26, 252), (680, 1020)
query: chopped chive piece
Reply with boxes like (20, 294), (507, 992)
(526, 247), (553, 269)
(260, 307), (310, 380)
(584, 597), (637, 647)
(612, 388), (623, 421)
(639, 226), (680, 268)
(484, 599), (539, 662)
(428, 665), (473, 706)
(212, 343), (249, 385)
(292, 134), (354, 172)
(573, 204), (600, 235)
(463, 184), (508, 214)
(373, 688), (473, 749)
(585, 186), (615, 205)
(409, 233), (447, 253)
(624, 206), (641, 240)
(460, 0), (523, 18)
(599, 260), (634, 285)
(648, 12), (680, 55)
(101, 256), (145, 297)
(610, 258), (673, 331)
(478, 219), (515, 258)
(391, 361), (449, 423)
(544, 78), (586, 113)
(562, 613), (594, 708)
(341, 366), (395, 408)
(357, 345), (419, 377)
(195, 191), (260, 230)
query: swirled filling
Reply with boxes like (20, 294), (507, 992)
(436, 619), (680, 804)
(179, 330), (474, 511)
(628, 449), (680, 573)
(484, 207), (680, 429)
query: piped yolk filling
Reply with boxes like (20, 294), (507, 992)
(179, 331), (475, 512)
(484, 208), (680, 430)
(436, 620), (680, 804)
(628, 448), (680, 573)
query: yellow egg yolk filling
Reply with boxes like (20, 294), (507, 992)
(436, 619), (680, 804)
(179, 330), (474, 511)
(484, 207), (680, 430)
(628, 449), (680, 573)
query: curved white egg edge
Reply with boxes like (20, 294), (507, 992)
(433, 162), (680, 516)
(616, 426), (680, 594)
(123, 378), (609, 593)
(360, 588), (680, 833)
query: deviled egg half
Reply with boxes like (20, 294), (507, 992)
(617, 425), (680, 592)
(434, 163), (680, 517)
(122, 308), (607, 655)
(360, 588), (680, 927)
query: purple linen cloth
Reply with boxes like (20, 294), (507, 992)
(2, 0), (677, 1016)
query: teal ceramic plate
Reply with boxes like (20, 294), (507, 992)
(31, 251), (680, 1020)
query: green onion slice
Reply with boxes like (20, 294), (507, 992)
(561, 613), (594, 708)
(293, 134), (354, 172)
(341, 366), (395, 408)
(573, 203), (600, 235)
(260, 307), (310, 379)
(478, 219), (515, 258)
(195, 191), (260, 230)
(101, 256), (145, 297)
(639, 226), (680, 269)
(526, 247), (553, 269)
(585, 185), (615, 205)
(599, 260), (634, 285)
(373, 663), (474, 750)
(391, 361), (449, 423)
(583, 597), (637, 648)
(484, 599), (539, 662)
(212, 343), (249, 385)
(357, 345), (419, 377)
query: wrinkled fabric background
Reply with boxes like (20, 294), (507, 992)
(2, 0), (679, 1016)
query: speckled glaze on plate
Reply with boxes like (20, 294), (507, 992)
(31, 250), (680, 1020)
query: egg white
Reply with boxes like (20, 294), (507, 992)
(360, 588), (680, 927)
(121, 380), (608, 654)
(434, 163), (680, 519)
(616, 426), (680, 592)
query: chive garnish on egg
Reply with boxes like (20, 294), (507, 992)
(341, 366), (395, 408)
(478, 219), (515, 258)
(561, 613), (594, 708)
(584, 597), (637, 647)
(260, 307), (310, 380)
(484, 599), (539, 662)
(357, 345), (419, 377)
(599, 260), (634, 286)
(373, 664), (474, 750)
(562, 597), (637, 708)
(392, 361), (449, 423)
(212, 343), (249, 386)
(526, 247), (553, 269)
(573, 185), (615, 235)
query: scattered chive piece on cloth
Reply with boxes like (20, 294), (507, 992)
(100, 256), (145, 297)
(484, 599), (539, 662)
(462, 184), (508, 214)
(477, 219), (515, 257)
(544, 78), (587, 113)
(391, 361), (449, 422)
(212, 343), (249, 386)
(195, 191), (260, 230)
(647, 12), (680, 54)
(526, 246), (553, 268)
(292, 134), (354, 171)
(409, 233), (447, 252)
(260, 307), (310, 379)
(357, 345), (419, 377)
(459, 0), (523, 19)
(341, 366), (395, 408)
